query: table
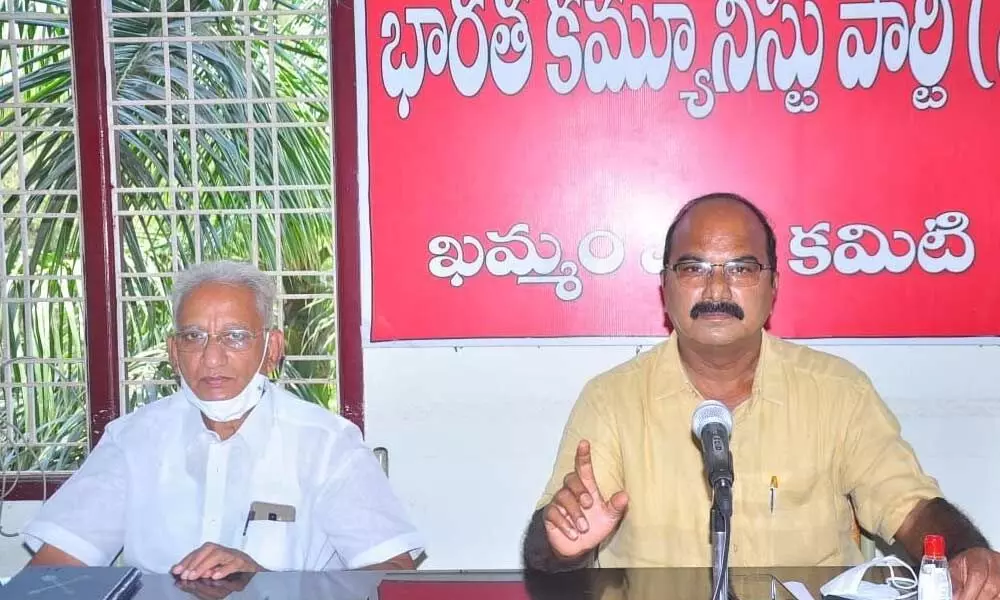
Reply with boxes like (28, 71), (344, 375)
(124, 567), (850, 600)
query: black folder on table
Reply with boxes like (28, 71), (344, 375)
(1, 566), (141, 600)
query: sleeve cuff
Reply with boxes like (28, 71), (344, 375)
(21, 521), (110, 567)
(879, 492), (943, 543)
(344, 532), (425, 570)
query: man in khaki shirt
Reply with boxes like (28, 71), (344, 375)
(522, 194), (999, 599)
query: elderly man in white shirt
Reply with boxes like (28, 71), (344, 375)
(22, 260), (423, 579)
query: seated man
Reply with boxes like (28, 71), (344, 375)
(522, 194), (999, 598)
(23, 260), (423, 578)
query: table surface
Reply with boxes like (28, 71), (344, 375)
(114, 567), (853, 600)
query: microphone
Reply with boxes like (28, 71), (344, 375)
(691, 400), (735, 491)
(693, 400), (736, 600)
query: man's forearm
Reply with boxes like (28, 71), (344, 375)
(895, 497), (991, 561)
(522, 508), (595, 572)
(28, 544), (87, 567)
(361, 552), (416, 571)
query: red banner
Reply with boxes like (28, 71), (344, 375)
(360, 0), (999, 342)
(379, 581), (530, 600)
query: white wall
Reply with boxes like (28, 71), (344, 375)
(3, 342), (998, 577)
(364, 342), (1000, 570)
(0, 499), (40, 576)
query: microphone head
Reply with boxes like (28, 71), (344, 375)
(691, 400), (734, 438)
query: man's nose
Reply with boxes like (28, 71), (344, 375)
(702, 265), (733, 301)
(199, 337), (229, 366)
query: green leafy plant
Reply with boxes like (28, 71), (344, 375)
(1, 0), (337, 474)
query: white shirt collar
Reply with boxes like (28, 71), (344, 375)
(180, 381), (275, 459)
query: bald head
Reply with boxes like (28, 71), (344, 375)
(662, 193), (777, 272)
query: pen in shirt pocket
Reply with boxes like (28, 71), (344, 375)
(769, 476), (778, 514)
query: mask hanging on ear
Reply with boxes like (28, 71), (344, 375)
(180, 334), (271, 423)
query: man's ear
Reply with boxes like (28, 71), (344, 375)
(167, 336), (180, 378)
(264, 329), (286, 376)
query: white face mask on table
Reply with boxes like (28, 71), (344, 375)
(819, 555), (918, 600)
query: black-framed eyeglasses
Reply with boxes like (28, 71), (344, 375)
(665, 259), (772, 287)
(172, 328), (264, 353)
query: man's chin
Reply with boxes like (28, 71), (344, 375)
(685, 321), (747, 345)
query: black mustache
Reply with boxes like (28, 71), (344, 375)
(690, 301), (745, 320)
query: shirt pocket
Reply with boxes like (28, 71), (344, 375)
(242, 518), (297, 571)
(740, 468), (843, 565)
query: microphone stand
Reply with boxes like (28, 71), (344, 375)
(711, 481), (733, 600)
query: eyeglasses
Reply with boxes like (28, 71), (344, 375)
(665, 259), (772, 287)
(172, 328), (263, 353)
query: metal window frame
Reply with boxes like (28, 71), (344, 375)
(3, 0), (363, 501)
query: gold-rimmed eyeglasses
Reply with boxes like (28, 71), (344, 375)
(172, 328), (263, 353)
(665, 259), (772, 287)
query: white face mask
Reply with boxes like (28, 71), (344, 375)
(179, 335), (271, 423)
(819, 555), (917, 600)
